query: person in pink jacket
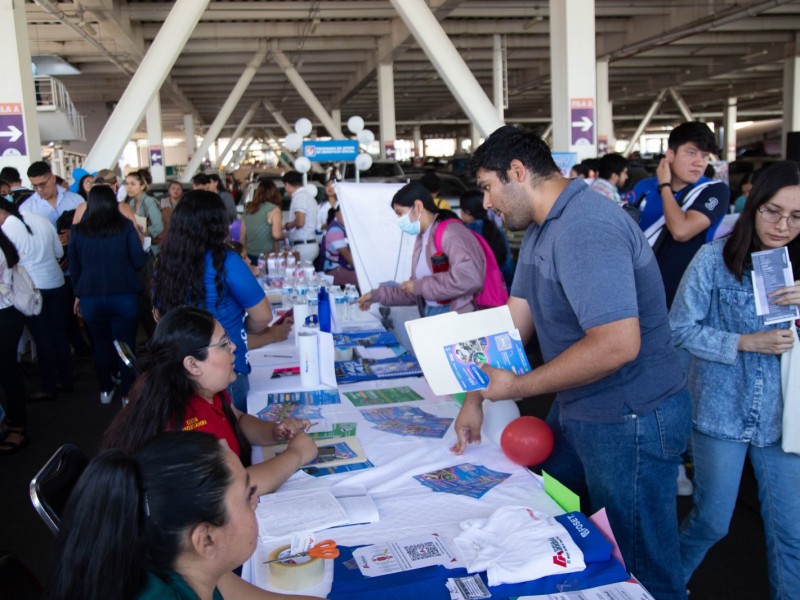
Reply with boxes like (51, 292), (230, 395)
(358, 182), (485, 316)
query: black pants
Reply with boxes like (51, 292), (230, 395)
(25, 285), (73, 395)
(0, 306), (27, 427)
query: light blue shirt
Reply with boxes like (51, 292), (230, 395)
(670, 240), (785, 446)
(21, 186), (84, 226)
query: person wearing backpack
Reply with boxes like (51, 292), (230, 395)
(0, 226), (30, 453)
(357, 182), (487, 316)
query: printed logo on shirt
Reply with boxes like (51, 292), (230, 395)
(552, 551), (568, 568)
(183, 416), (208, 431)
(705, 197), (719, 211)
(548, 536), (574, 568)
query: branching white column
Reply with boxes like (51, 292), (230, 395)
(84, 0), (211, 171)
(217, 100), (259, 168)
(182, 48), (268, 181)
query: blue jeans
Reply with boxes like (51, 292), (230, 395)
(680, 430), (800, 599)
(540, 389), (691, 600)
(228, 371), (251, 412)
(80, 294), (139, 396)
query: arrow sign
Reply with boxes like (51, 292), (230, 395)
(0, 124), (22, 142)
(0, 110), (27, 156)
(570, 98), (594, 146)
(571, 116), (592, 132)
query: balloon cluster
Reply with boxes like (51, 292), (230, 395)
(347, 116), (374, 173)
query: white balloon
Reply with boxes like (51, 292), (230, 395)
(347, 115), (364, 134)
(283, 132), (302, 152)
(295, 118), (312, 137)
(304, 183), (318, 197)
(357, 129), (375, 146)
(481, 399), (521, 446)
(354, 153), (373, 172)
(294, 156), (311, 174)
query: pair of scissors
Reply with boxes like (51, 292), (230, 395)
(263, 539), (340, 564)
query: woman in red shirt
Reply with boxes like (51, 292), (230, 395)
(103, 306), (317, 495)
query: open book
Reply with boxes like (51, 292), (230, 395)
(405, 306), (531, 395)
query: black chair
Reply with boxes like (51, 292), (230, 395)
(29, 444), (89, 535)
(0, 553), (43, 599)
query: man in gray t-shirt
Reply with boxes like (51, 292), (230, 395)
(452, 126), (690, 600)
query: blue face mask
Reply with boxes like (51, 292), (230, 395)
(397, 209), (421, 236)
(3, 194), (11, 203)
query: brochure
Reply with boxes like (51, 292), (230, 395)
(352, 533), (457, 577)
(405, 306), (532, 395)
(344, 386), (423, 407)
(751, 247), (800, 325)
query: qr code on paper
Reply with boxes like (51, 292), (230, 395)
(404, 541), (443, 561)
(495, 333), (512, 351)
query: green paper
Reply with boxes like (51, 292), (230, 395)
(452, 392), (466, 406)
(542, 470), (580, 513)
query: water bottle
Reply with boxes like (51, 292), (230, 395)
(331, 286), (347, 323)
(257, 253), (267, 280)
(267, 252), (278, 278)
(317, 286), (331, 333)
(307, 285), (319, 317)
(344, 284), (359, 320)
(281, 283), (294, 309)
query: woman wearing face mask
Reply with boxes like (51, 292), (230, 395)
(358, 182), (485, 317)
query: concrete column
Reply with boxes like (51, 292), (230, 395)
(182, 48), (267, 181)
(231, 130), (254, 164)
(84, 0), (211, 171)
(331, 109), (342, 136)
(263, 100), (293, 135)
(390, 0), (504, 138)
(493, 34), (505, 121)
(217, 100), (259, 168)
(623, 89), (667, 157)
(145, 95), (165, 183)
(668, 88), (695, 122)
(0, 0), (42, 181)
(549, 0), (596, 160)
(377, 37), (397, 160)
(183, 113), (195, 163)
(596, 58), (613, 155)
(723, 96), (737, 162)
(413, 126), (423, 157)
(271, 47), (345, 139)
(470, 123), (481, 153)
(783, 42), (800, 158)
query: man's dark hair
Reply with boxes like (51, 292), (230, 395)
(0, 166), (21, 183)
(598, 153), (628, 180)
(27, 161), (52, 179)
(282, 171), (303, 187)
(580, 158), (600, 175)
(668, 121), (719, 154)
(471, 125), (558, 183)
(419, 172), (441, 194)
(192, 172), (210, 185)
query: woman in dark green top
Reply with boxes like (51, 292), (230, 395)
(44, 431), (322, 600)
(241, 178), (286, 263)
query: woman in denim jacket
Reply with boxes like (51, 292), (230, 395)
(670, 161), (800, 599)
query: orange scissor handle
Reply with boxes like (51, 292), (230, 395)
(307, 539), (339, 559)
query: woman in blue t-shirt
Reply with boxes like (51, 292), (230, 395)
(151, 190), (272, 411)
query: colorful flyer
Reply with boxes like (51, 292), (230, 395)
(266, 389), (341, 406)
(414, 463), (511, 499)
(361, 406), (453, 438)
(444, 331), (531, 392)
(256, 404), (324, 422)
(352, 533), (457, 577)
(344, 386), (423, 407)
(308, 422), (358, 440)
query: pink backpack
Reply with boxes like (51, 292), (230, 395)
(434, 219), (509, 309)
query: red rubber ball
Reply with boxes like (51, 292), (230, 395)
(500, 416), (554, 466)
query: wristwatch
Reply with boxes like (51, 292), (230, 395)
(658, 182), (672, 191)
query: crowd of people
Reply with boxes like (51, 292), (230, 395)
(0, 119), (798, 599)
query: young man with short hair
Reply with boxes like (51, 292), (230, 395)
(453, 125), (690, 600)
(281, 171), (319, 264)
(590, 153), (628, 205)
(631, 122), (730, 307)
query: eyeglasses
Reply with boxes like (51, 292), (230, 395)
(30, 176), (53, 190)
(198, 336), (233, 353)
(758, 207), (800, 229)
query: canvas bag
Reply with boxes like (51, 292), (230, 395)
(781, 325), (800, 454)
(434, 219), (509, 309)
(0, 262), (43, 316)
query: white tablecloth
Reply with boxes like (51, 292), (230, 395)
(242, 337), (563, 597)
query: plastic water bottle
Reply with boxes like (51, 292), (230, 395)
(281, 283), (294, 309)
(317, 286), (331, 333)
(344, 284), (359, 320)
(307, 285), (319, 317)
(332, 286), (347, 323)
(257, 253), (267, 280)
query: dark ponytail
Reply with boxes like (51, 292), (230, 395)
(0, 227), (20, 268)
(460, 189), (508, 266)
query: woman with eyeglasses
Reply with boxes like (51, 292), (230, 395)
(670, 160), (800, 598)
(46, 431), (323, 600)
(103, 306), (317, 496)
(151, 190), (273, 411)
